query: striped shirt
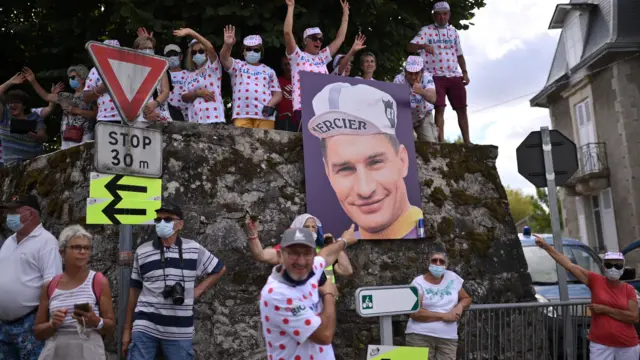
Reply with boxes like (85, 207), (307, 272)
(130, 237), (224, 340)
(48, 271), (101, 331)
(0, 105), (45, 166)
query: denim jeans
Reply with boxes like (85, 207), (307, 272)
(127, 331), (193, 360)
(0, 312), (44, 360)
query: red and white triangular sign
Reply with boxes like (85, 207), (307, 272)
(85, 41), (169, 123)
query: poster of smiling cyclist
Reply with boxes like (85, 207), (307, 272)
(301, 72), (423, 240)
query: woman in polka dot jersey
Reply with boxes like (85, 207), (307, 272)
(175, 27), (225, 124)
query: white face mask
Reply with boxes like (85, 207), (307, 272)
(605, 268), (624, 281)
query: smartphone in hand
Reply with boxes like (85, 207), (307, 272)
(74, 303), (91, 313)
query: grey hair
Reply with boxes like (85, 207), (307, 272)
(58, 225), (93, 251)
(428, 242), (448, 263)
(67, 65), (89, 80)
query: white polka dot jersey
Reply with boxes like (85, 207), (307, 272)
(410, 24), (464, 78)
(184, 58), (225, 123)
(228, 59), (281, 120)
(84, 67), (122, 121)
(393, 72), (435, 123)
(169, 70), (190, 120)
(288, 46), (333, 111)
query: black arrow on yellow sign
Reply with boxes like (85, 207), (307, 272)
(103, 175), (147, 224)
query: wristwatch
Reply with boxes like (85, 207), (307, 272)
(96, 317), (104, 330)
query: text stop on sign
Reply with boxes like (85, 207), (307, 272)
(94, 122), (163, 178)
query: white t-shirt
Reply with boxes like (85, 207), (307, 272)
(393, 72), (435, 123)
(288, 46), (333, 111)
(228, 59), (281, 120)
(410, 24), (463, 78)
(168, 70), (190, 119)
(260, 256), (335, 359)
(354, 76), (376, 81)
(405, 271), (464, 340)
(184, 58), (225, 123)
(84, 67), (122, 121)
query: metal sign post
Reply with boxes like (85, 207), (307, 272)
(540, 127), (573, 359)
(117, 225), (133, 359)
(355, 285), (420, 345)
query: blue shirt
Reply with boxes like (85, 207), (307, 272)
(0, 105), (45, 166)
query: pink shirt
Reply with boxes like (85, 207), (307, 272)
(410, 24), (463, 77)
(288, 46), (332, 111)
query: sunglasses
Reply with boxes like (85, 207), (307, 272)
(245, 48), (261, 53)
(154, 217), (177, 224)
(165, 51), (181, 57)
(68, 75), (77, 80)
(191, 49), (206, 56)
(604, 263), (624, 270)
(430, 258), (446, 265)
(308, 36), (323, 42)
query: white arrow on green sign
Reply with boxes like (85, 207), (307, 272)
(355, 285), (420, 317)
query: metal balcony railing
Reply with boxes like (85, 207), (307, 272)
(567, 143), (608, 185)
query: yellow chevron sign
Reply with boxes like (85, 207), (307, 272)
(366, 345), (429, 360)
(86, 172), (162, 225)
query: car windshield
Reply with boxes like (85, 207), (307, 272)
(523, 244), (602, 284)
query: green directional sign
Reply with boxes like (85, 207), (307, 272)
(366, 345), (429, 360)
(355, 285), (420, 317)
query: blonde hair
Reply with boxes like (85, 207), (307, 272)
(133, 36), (156, 50)
(185, 41), (207, 71)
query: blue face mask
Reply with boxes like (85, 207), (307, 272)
(69, 79), (80, 89)
(6, 214), (23, 232)
(193, 54), (207, 66)
(429, 264), (446, 278)
(141, 49), (155, 55)
(168, 56), (181, 69)
(244, 51), (261, 64)
(155, 221), (175, 239)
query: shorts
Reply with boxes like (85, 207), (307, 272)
(275, 115), (297, 132)
(405, 333), (457, 360)
(434, 76), (467, 110)
(233, 118), (275, 130)
(0, 311), (43, 360)
(413, 112), (438, 142)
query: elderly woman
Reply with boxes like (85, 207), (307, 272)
(246, 213), (353, 281)
(534, 234), (639, 358)
(132, 30), (172, 124)
(330, 33), (366, 77)
(34, 225), (115, 360)
(405, 243), (472, 360)
(23, 66), (97, 149)
(175, 27), (225, 123)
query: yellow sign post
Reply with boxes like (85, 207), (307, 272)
(86, 172), (162, 225)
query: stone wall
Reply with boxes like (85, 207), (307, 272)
(0, 122), (536, 359)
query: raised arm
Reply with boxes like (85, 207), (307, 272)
(333, 250), (353, 276)
(0, 73), (26, 118)
(534, 234), (590, 285)
(338, 33), (365, 75)
(283, 0), (297, 55)
(23, 67), (57, 103)
(220, 25), (236, 71)
(318, 224), (358, 266)
(327, 0), (350, 56)
(246, 218), (279, 265)
(173, 28), (217, 62)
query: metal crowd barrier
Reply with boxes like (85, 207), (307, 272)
(460, 300), (591, 360)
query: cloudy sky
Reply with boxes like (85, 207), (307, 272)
(445, 0), (564, 195)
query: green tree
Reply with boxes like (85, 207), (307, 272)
(505, 187), (535, 224)
(444, 135), (464, 144)
(529, 188), (564, 233)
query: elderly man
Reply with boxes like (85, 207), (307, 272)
(393, 55), (438, 142)
(0, 194), (62, 360)
(408, 1), (471, 144)
(259, 227), (358, 360)
(308, 83), (425, 239)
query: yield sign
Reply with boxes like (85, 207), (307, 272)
(85, 41), (169, 123)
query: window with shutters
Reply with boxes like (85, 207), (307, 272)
(564, 11), (584, 68)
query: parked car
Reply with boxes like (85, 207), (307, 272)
(621, 240), (640, 291)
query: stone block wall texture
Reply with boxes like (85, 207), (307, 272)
(0, 122), (536, 359)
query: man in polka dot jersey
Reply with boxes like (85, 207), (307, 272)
(220, 25), (283, 130)
(82, 39), (123, 123)
(408, 1), (471, 144)
(393, 55), (438, 142)
(259, 226), (358, 360)
(283, 0), (350, 130)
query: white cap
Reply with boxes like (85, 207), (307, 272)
(603, 252), (625, 261)
(303, 27), (322, 38)
(164, 44), (182, 55)
(433, 1), (450, 12)
(243, 35), (262, 47)
(189, 39), (198, 47)
(333, 54), (345, 70)
(103, 39), (120, 47)
(405, 55), (424, 72)
(308, 83), (398, 139)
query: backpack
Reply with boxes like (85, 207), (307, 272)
(47, 272), (106, 305)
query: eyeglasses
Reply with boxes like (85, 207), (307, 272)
(69, 245), (91, 253)
(604, 263), (624, 270)
(245, 48), (261, 53)
(430, 258), (446, 265)
(283, 248), (315, 259)
(308, 36), (323, 42)
(154, 217), (177, 224)
(68, 75), (77, 80)
(165, 51), (180, 57)
(191, 49), (206, 56)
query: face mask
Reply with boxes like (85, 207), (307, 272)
(155, 221), (175, 239)
(69, 79), (80, 89)
(141, 49), (155, 55)
(6, 214), (23, 232)
(244, 51), (261, 64)
(193, 54), (207, 66)
(605, 268), (624, 281)
(429, 264), (446, 278)
(168, 56), (181, 68)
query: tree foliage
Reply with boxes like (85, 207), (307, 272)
(529, 188), (564, 233)
(505, 187), (534, 224)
